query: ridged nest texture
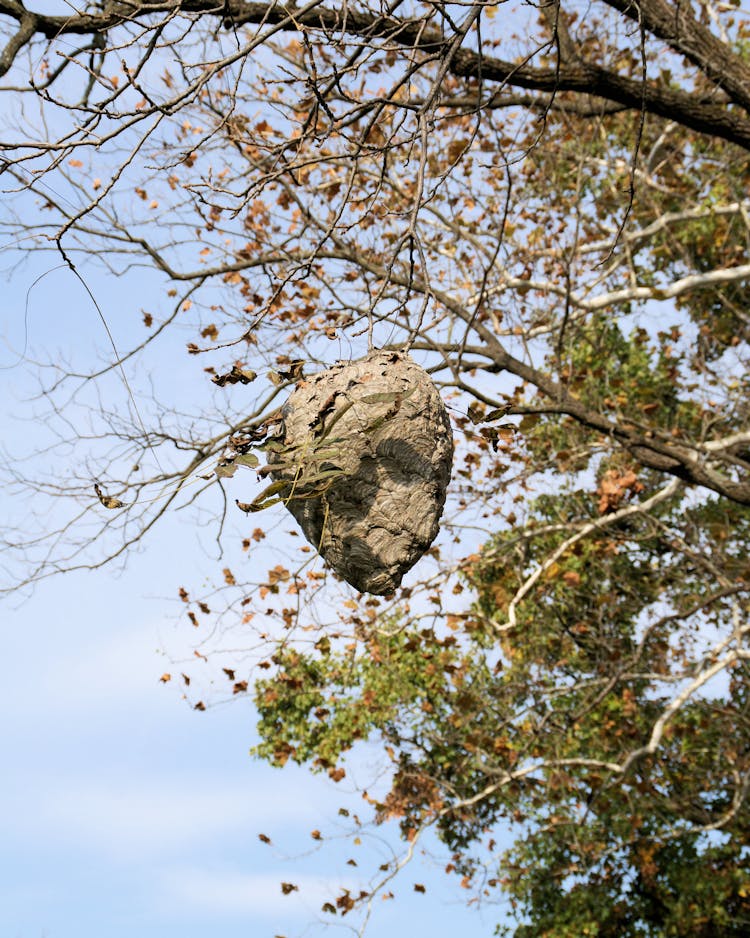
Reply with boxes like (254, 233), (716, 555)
(269, 350), (453, 594)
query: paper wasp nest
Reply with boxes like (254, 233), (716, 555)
(268, 350), (453, 594)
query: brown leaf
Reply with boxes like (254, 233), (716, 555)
(276, 359), (305, 381)
(597, 468), (644, 513)
(222, 668), (235, 680)
(232, 680), (248, 694)
(328, 767), (346, 782)
(280, 882), (298, 895)
(447, 138), (469, 163)
(267, 565), (289, 585)
(223, 567), (236, 586)
(93, 482), (124, 510)
(413, 883), (426, 893)
(194, 701), (206, 711)
(258, 833), (271, 844)
(212, 364), (257, 387)
(335, 890), (355, 914)
(159, 673), (171, 683)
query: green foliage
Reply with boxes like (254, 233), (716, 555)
(4, 0), (750, 932)
(245, 56), (750, 914)
(253, 450), (750, 932)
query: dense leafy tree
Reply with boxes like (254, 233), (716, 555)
(2, 0), (750, 933)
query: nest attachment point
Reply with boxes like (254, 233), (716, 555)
(269, 350), (453, 594)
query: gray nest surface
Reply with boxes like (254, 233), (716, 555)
(268, 350), (453, 594)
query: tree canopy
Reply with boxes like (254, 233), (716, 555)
(2, 0), (750, 934)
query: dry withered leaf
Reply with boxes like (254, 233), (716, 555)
(94, 482), (124, 510)
(212, 364), (257, 387)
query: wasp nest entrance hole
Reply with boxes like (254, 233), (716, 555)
(269, 350), (453, 594)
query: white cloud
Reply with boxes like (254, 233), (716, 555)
(6, 616), (178, 721)
(158, 867), (357, 918)
(3, 773), (336, 860)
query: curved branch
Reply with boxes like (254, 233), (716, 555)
(505, 478), (682, 630)
(1, 0), (750, 148)
(0, 10), (35, 77)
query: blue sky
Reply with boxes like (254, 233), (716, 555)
(0, 259), (510, 938)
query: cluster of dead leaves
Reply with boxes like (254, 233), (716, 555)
(596, 468), (644, 514)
